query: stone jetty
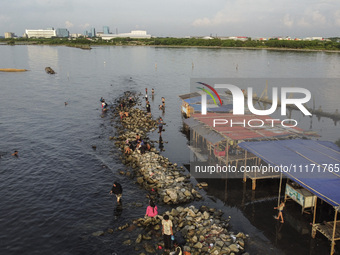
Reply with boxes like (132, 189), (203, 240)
(112, 93), (202, 204)
(109, 205), (248, 255)
(99, 92), (248, 254)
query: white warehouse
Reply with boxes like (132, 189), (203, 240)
(25, 29), (56, 38)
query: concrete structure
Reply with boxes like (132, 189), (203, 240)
(70, 33), (83, 38)
(25, 29), (56, 38)
(5, 32), (15, 39)
(304, 37), (324, 41)
(56, 28), (69, 38)
(100, 30), (151, 40)
(91, 28), (96, 38)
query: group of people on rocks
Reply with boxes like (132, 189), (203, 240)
(110, 181), (183, 254)
(105, 91), (185, 253)
(124, 133), (151, 155)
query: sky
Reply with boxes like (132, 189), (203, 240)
(1, 0), (340, 38)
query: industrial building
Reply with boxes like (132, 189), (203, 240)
(56, 28), (69, 38)
(4, 32), (15, 39)
(25, 29), (56, 38)
(100, 30), (151, 40)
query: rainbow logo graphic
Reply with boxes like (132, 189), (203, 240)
(196, 82), (223, 106)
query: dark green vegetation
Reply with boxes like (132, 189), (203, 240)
(1, 37), (340, 51)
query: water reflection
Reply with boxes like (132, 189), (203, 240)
(27, 46), (59, 71)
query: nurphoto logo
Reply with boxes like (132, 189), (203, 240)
(199, 82), (311, 116)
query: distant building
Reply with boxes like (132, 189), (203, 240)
(91, 28), (96, 38)
(304, 37), (323, 41)
(220, 36), (249, 41)
(103, 26), (110, 34)
(25, 29), (56, 38)
(100, 30), (151, 40)
(56, 28), (69, 38)
(70, 33), (83, 38)
(5, 32), (15, 39)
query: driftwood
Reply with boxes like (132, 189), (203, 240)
(0, 68), (28, 72)
(45, 67), (55, 74)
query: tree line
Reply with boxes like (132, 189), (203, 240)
(1, 37), (340, 51)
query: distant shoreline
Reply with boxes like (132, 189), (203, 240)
(149, 45), (340, 53)
(2, 41), (340, 53)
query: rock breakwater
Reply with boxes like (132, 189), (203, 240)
(111, 92), (201, 204)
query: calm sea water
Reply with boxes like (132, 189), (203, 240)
(0, 45), (339, 255)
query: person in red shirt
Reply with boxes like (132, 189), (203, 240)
(145, 200), (158, 218)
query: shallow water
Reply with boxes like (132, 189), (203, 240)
(0, 45), (339, 254)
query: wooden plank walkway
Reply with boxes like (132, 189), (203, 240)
(312, 220), (340, 241)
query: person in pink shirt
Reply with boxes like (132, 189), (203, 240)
(145, 200), (158, 218)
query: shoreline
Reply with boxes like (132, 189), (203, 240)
(2, 42), (340, 53)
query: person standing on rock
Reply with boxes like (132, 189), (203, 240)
(109, 182), (123, 203)
(162, 214), (173, 253)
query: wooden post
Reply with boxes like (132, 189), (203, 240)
(226, 140), (229, 165)
(311, 196), (318, 238)
(278, 172), (283, 207)
(330, 208), (338, 255)
(243, 150), (248, 182)
(252, 179), (256, 190)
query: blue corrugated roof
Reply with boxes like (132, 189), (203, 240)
(238, 139), (340, 207)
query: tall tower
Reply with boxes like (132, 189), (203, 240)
(103, 26), (110, 34)
(91, 27), (96, 37)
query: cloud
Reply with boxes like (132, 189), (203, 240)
(191, 2), (245, 27)
(334, 10), (340, 26)
(311, 10), (327, 24)
(283, 14), (294, 27)
(297, 17), (310, 27)
(65, 21), (74, 28)
(79, 23), (90, 29)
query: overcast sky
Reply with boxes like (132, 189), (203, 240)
(1, 0), (340, 38)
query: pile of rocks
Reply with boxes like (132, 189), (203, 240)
(119, 205), (247, 255)
(111, 94), (201, 204)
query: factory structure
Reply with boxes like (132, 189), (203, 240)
(24, 28), (69, 38)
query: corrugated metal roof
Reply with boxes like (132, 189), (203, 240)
(238, 139), (340, 207)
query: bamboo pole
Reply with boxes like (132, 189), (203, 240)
(0, 68), (28, 72)
(312, 196), (318, 238)
(277, 172), (283, 207)
(226, 140), (229, 165)
(312, 196), (317, 225)
(330, 208), (338, 255)
(243, 150), (248, 182)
